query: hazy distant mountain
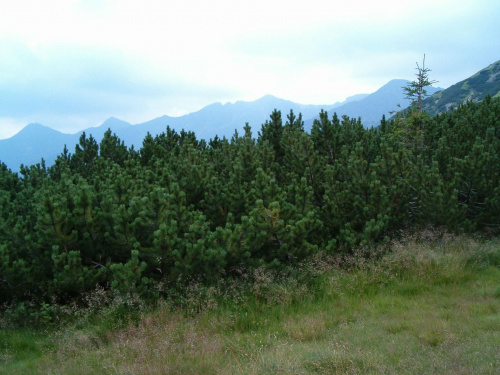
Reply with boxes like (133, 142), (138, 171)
(0, 79), (438, 172)
(118, 95), (353, 149)
(0, 118), (134, 173)
(0, 124), (73, 171)
(420, 59), (500, 115)
(75, 117), (132, 139)
(304, 79), (441, 130)
(343, 93), (370, 103)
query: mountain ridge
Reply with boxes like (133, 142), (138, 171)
(420, 59), (500, 115)
(0, 70), (476, 172)
(0, 81), (435, 172)
(303, 79), (441, 130)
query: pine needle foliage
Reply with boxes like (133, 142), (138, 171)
(1, 88), (499, 317)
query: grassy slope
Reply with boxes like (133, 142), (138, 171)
(422, 60), (500, 115)
(1, 234), (499, 374)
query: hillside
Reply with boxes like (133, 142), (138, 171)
(421, 59), (500, 115)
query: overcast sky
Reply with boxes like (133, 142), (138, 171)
(1, 0), (499, 139)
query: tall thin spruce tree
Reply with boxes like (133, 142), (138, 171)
(403, 54), (438, 113)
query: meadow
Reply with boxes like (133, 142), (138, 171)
(1, 232), (499, 374)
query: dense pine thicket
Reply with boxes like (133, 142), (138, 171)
(1, 97), (499, 307)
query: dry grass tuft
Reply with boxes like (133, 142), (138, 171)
(284, 314), (327, 342)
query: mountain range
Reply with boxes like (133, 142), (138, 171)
(6, 59), (500, 174)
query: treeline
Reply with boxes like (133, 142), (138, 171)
(1, 97), (499, 306)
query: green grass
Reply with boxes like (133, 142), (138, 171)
(1, 233), (499, 374)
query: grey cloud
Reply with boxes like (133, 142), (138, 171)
(0, 41), (215, 118)
(231, 4), (500, 89)
(0, 39), (242, 135)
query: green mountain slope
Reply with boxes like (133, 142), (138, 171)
(422, 59), (500, 115)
